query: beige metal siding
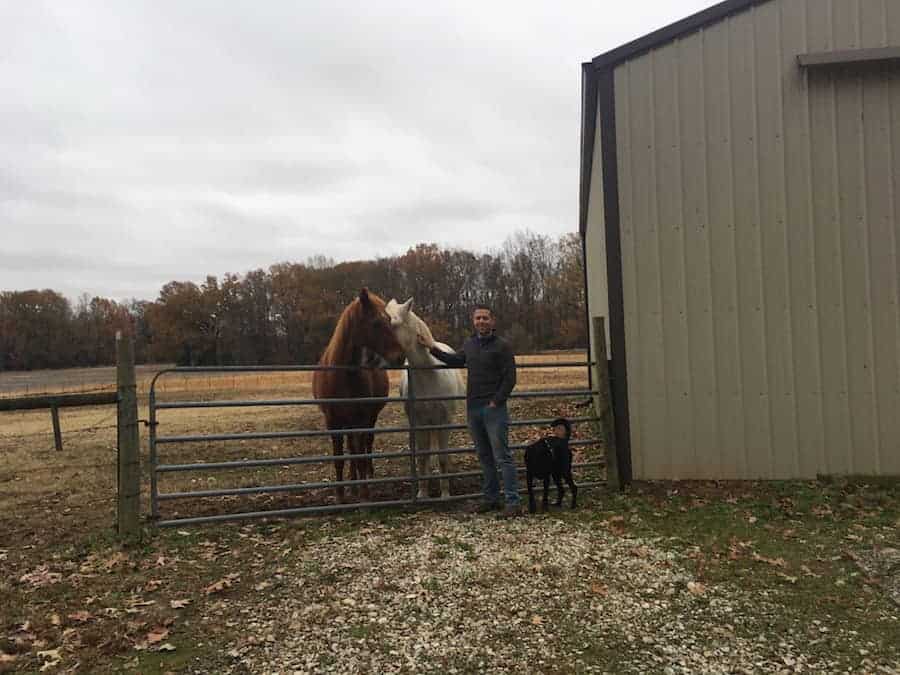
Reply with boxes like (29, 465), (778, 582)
(608, 0), (900, 479)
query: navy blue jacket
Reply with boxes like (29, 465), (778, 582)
(430, 333), (516, 407)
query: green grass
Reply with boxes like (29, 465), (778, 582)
(563, 477), (900, 669)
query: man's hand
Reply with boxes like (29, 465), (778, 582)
(417, 333), (434, 349)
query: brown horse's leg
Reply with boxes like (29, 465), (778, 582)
(332, 434), (345, 504)
(349, 433), (370, 502)
(366, 432), (376, 479)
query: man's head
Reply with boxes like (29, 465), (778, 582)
(472, 304), (495, 337)
(551, 417), (571, 439)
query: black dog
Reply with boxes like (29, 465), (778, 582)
(524, 417), (577, 513)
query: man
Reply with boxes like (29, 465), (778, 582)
(417, 304), (520, 516)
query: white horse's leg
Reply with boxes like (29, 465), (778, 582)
(437, 429), (451, 498)
(415, 429), (431, 500)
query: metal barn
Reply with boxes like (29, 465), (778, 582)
(581, 0), (900, 480)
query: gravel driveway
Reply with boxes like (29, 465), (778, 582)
(214, 512), (880, 674)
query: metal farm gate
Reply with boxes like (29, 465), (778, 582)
(148, 358), (607, 527)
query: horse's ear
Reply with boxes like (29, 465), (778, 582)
(359, 288), (371, 308)
(400, 298), (413, 316)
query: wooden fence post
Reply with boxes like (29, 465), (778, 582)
(117, 332), (141, 537)
(592, 317), (622, 491)
(51, 405), (63, 452)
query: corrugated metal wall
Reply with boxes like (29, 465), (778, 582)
(611, 0), (900, 479)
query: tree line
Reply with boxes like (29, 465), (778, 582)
(0, 231), (586, 371)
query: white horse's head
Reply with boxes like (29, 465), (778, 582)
(385, 297), (434, 356)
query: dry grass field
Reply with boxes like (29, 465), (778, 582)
(1, 352), (899, 673)
(0, 352), (598, 531)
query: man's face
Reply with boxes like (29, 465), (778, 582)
(552, 424), (568, 439)
(472, 309), (495, 337)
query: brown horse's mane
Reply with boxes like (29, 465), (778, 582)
(319, 291), (386, 365)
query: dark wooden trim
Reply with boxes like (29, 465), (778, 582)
(798, 46), (900, 68)
(0, 391), (118, 412)
(580, 63), (598, 237)
(581, 228), (592, 390)
(597, 67), (632, 485)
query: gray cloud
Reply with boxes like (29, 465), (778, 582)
(1, 0), (713, 302)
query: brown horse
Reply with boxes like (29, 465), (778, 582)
(313, 288), (406, 503)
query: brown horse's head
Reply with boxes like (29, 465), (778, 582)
(322, 288), (406, 367)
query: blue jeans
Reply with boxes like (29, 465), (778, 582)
(467, 403), (520, 505)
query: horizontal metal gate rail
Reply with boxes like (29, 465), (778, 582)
(149, 361), (603, 527)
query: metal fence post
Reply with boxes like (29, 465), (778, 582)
(592, 317), (621, 490)
(407, 367), (418, 502)
(116, 332), (141, 537)
(149, 382), (159, 521)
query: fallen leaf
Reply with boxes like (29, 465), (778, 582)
(751, 552), (788, 568)
(104, 552), (127, 570)
(800, 565), (821, 578)
(687, 581), (706, 595)
(37, 648), (61, 661)
(0, 654), (17, 664)
(49, 613), (61, 626)
(253, 581), (271, 592)
(19, 567), (63, 588)
(169, 599), (191, 609)
(40, 660), (61, 673)
(146, 627), (169, 645)
(157, 643), (177, 652)
(68, 611), (91, 623)
(531, 615), (543, 625)
(205, 573), (240, 595)
(146, 579), (163, 591)
(590, 583), (608, 596)
(777, 573), (798, 584)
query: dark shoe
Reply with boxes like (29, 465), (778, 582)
(471, 501), (501, 514)
(501, 503), (523, 518)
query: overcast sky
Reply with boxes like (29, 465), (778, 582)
(1, 0), (713, 303)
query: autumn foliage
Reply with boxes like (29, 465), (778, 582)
(0, 232), (585, 370)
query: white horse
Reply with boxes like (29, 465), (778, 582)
(385, 298), (465, 499)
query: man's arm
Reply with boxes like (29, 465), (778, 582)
(429, 345), (466, 367)
(418, 333), (467, 367)
(492, 341), (516, 406)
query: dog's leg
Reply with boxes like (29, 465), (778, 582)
(542, 475), (550, 512)
(553, 469), (564, 507)
(566, 468), (578, 509)
(527, 467), (537, 513)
